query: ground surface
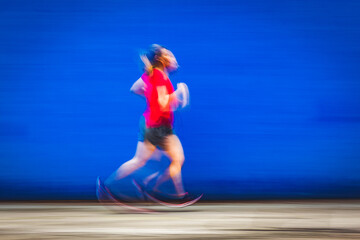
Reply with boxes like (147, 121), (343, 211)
(0, 201), (360, 239)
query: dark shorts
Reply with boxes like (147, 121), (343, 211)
(137, 116), (174, 149)
(145, 126), (173, 149)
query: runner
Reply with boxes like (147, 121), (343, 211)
(104, 44), (190, 200)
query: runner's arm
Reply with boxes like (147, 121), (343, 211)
(130, 77), (145, 96)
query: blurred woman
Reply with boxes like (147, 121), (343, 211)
(105, 44), (189, 198)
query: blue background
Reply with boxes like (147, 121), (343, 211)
(1, 0), (360, 200)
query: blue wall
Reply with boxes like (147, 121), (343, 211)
(1, 0), (360, 200)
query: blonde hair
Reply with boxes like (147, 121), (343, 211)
(140, 54), (153, 75)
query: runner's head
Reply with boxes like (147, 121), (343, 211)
(141, 44), (178, 74)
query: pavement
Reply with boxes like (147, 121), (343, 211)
(0, 201), (360, 239)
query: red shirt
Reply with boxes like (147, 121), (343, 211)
(141, 68), (175, 128)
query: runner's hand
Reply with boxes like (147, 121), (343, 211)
(176, 83), (190, 108)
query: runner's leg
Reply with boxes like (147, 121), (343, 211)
(105, 141), (156, 185)
(152, 134), (185, 196)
